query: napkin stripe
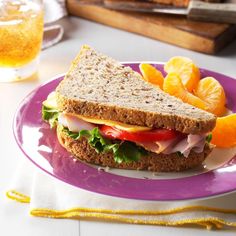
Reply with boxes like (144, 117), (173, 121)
(6, 190), (30, 203)
(28, 206), (236, 215)
(6, 190), (236, 229)
(30, 209), (233, 229)
(6, 189), (236, 215)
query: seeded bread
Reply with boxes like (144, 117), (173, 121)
(57, 125), (212, 172)
(56, 45), (216, 134)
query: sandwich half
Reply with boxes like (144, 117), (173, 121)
(42, 45), (216, 172)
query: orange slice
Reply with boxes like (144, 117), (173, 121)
(164, 56), (200, 92)
(139, 63), (164, 89)
(211, 114), (236, 148)
(194, 77), (226, 116)
(163, 73), (208, 111)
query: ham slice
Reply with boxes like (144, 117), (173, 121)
(136, 138), (180, 154)
(137, 134), (206, 157)
(163, 134), (206, 157)
(58, 113), (206, 157)
(58, 113), (95, 132)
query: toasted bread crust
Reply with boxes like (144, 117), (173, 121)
(56, 94), (216, 134)
(56, 45), (216, 134)
(57, 126), (212, 172)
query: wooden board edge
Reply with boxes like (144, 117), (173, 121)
(67, 2), (217, 54)
(214, 25), (236, 53)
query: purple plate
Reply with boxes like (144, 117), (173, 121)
(13, 63), (236, 201)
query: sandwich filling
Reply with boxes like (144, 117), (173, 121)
(42, 92), (212, 164)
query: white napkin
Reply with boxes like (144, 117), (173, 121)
(6, 158), (236, 230)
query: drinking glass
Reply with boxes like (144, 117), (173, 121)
(0, 0), (43, 82)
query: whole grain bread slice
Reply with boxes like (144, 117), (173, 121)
(56, 45), (216, 134)
(57, 125), (212, 172)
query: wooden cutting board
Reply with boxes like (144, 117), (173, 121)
(66, 0), (236, 54)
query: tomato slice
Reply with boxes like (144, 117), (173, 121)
(99, 125), (179, 143)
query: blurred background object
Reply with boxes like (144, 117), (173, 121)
(0, 0), (43, 82)
(44, 0), (67, 23)
(66, 0), (236, 54)
(96, 0), (236, 24)
(42, 25), (64, 50)
(0, 0), (68, 83)
(42, 0), (67, 50)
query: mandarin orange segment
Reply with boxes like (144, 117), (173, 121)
(194, 77), (226, 116)
(164, 56), (200, 92)
(139, 63), (164, 89)
(163, 73), (208, 111)
(211, 114), (236, 148)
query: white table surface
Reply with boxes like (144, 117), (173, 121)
(1, 16), (236, 236)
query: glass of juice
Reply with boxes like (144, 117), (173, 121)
(0, 0), (43, 82)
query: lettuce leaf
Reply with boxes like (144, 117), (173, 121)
(42, 105), (59, 128)
(206, 133), (212, 143)
(64, 127), (147, 164)
(42, 104), (147, 163)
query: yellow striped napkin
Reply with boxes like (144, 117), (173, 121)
(6, 159), (236, 230)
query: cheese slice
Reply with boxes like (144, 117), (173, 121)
(43, 92), (152, 133)
(72, 114), (152, 132)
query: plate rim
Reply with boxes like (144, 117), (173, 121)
(13, 61), (236, 201)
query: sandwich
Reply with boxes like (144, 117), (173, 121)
(42, 45), (216, 172)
